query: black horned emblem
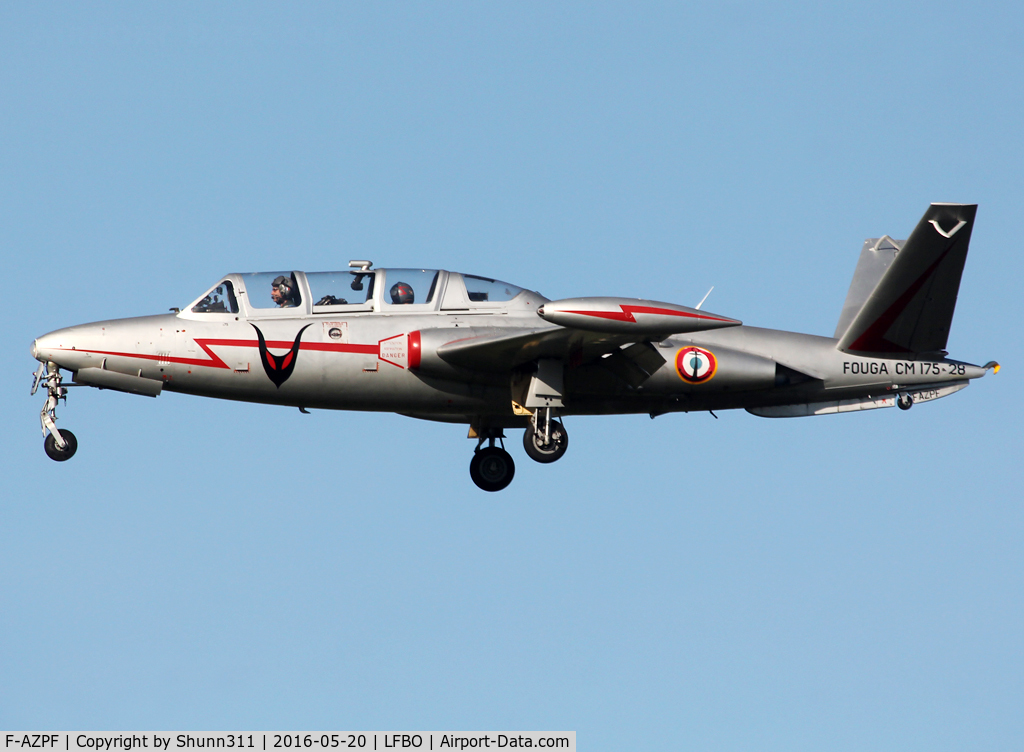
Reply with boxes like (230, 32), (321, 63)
(251, 324), (312, 388)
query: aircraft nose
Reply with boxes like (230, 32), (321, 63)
(31, 326), (90, 369)
(32, 332), (58, 363)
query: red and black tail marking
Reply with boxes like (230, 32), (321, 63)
(252, 324), (312, 388)
(837, 204), (977, 357)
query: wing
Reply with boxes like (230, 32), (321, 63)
(434, 326), (636, 372)
(434, 296), (738, 369)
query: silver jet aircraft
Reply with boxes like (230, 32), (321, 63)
(31, 203), (999, 491)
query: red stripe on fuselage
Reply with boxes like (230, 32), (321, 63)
(53, 339), (380, 370)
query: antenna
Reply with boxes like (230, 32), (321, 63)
(695, 286), (714, 310)
(349, 260), (373, 271)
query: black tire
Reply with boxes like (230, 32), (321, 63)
(897, 393), (914, 411)
(523, 420), (568, 464)
(44, 430), (78, 461)
(470, 447), (515, 492)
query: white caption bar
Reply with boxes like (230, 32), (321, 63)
(2, 733), (575, 752)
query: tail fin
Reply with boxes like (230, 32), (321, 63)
(836, 203), (977, 357)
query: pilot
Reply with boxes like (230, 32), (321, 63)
(271, 275), (297, 307)
(390, 282), (414, 305)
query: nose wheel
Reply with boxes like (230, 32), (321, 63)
(34, 362), (78, 462)
(44, 430), (78, 461)
(469, 432), (515, 492)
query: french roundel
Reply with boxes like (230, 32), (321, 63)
(675, 346), (717, 384)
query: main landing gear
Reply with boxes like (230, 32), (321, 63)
(32, 362), (78, 461)
(523, 407), (568, 464)
(470, 431), (515, 492)
(897, 392), (914, 410)
(468, 410), (570, 492)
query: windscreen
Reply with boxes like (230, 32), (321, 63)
(191, 280), (239, 313)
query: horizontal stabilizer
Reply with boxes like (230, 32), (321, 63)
(834, 236), (903, 339)
(837, 203), (977, 357)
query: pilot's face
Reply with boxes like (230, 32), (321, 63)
(271, 286), (286, 305)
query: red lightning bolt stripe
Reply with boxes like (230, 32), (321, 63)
(562, 305), (734, 323)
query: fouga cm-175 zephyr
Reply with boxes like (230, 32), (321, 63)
(31, 203), (998, 491)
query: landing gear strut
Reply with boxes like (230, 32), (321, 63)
(33, 362), (78, 461)
(469, 430), (515, 492)
(897, 392), (914, 410)
(523, 407), (568, 464)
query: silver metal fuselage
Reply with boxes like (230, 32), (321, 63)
(30, 267), (987, 427)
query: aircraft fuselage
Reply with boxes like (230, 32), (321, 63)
(31, 308), (986, 421)
(30, 205), (999, 491)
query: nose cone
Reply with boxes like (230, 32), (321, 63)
(32, 331), (62, 363)
(32, 314), (178, 372)
(31, 324), (103, 371)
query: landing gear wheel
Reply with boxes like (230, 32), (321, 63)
(44, 430), (78, 461)
(470, 447), (515, 492)
(897, 393), (914, 411)
(523, 420), (568, 463)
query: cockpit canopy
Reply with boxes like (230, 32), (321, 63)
(191, 280), (239, 313)
(183, 268), (543, 318)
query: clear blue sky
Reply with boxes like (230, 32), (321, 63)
(2, 2), (1022, 748)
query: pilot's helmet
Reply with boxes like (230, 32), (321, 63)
(272, 275), (294, 300)
(390, 282), (414, 305)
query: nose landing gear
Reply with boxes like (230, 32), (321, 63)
(33, 362), (78, 461)
(469, 430), (515, 492)
(44, 429), (78, 461)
